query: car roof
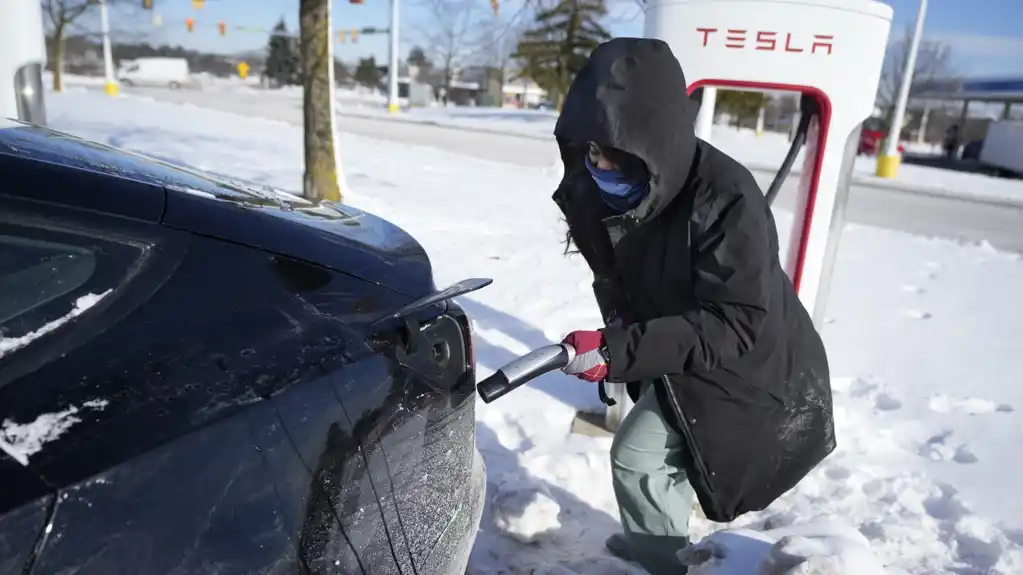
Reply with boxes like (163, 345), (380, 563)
(0, 119), (306, 222)
(0, 119), (434, 296)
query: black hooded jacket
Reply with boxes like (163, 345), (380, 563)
(552, 38), (835, 523)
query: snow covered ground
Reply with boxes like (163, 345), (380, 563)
(331, 104), (1023, 206)
(56, 74), (1023, 206)
(38, 90), (1023, 574)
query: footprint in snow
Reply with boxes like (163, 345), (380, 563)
(824, 464), (853, 481)
(901, 284), (925, 295)
(928, 394), (1014, 415)
(917, 429), (978, 464)
(901, 309), (933, 320)
(918, 261), (942, 281)
(848, 377), (903, 411)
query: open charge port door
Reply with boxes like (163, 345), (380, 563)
(368, 278), (491, 394)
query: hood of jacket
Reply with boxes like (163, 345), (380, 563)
(554, 37), (699, 224)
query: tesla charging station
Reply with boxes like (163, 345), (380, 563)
(605, 0), (893, 428)
(0, 0), (48, 125)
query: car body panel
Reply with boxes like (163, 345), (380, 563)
(161, 187), (435, 299)
(0, 498), (50, 575)
(30, 406), (299, 575)
(0, 455), (51, 575)
(0, 125), (485, 574)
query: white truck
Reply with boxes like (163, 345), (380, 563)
(117, 57), (192, 89)
(978, 120), (1023, 178)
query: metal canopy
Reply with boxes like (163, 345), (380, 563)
(914, 77), (1023, 103)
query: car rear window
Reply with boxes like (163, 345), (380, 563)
(0, 235), (96, 330)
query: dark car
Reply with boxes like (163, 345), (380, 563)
(0, 119), (488, 574)
(961, 138), (984, 161)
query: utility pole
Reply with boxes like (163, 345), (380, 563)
(492, 1), (503, 107)
(877, 0), (928, 178)
(917, 101), (930, 144)
(100, 0), (118, 96)
(387, 0), (400, 113)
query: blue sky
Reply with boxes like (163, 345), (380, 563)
(125, 0), (1023, 76)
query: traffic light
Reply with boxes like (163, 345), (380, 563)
(350, 29), (359, 43)
(186, 17), (194, 32)
(142, 0), (152, 9)
(349, 0), (364, 4)
(218, 21), (226, 36)
(490, 0), (498, 15)
(338, 30), (347, 43)
(192, 0), (204, 9)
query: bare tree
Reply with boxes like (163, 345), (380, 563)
(43, 0), (101, 92)
(299, 0), (342, 202)
(477, 13), (533, 70)
(877, 25), (956, 114)
(68, 3), (159, 45)
(42, 0), (147, 91)
(416, 0), (483, 104)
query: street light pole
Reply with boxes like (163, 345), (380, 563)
(489, 1), (506, 108)
(99, 0), (118, 97)
(877, 0), (928, 178)
(387, 0), (400, 113)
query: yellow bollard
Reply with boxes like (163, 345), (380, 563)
(875, 154), (900, 178)
(387, 102), (400, 114)
(104, 82), (119, 97)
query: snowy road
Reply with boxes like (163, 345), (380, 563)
(93, 85), (1023, 253)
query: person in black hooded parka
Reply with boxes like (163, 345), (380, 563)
(553, 38), (836, 574)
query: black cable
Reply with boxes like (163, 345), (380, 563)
(765, 95), (819, 206)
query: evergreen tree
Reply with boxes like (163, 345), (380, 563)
(354, 57), (383, 88)
(407, 46), (432, 70)
(265, 17), (300, 87)
(513, 0), (611, 108)
(334, 59), (352, 85)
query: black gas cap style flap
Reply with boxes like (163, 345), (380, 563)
(369, 277), (492, 341)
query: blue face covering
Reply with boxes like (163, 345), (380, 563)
(584, 155), (649, 213)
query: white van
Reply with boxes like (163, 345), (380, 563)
(117, 57), (191, 89)
(979, 120), (1023, 178)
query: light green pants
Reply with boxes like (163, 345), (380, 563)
(610, 383), (696, 575)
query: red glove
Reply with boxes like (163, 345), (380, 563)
(561, 330), (609, 382)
